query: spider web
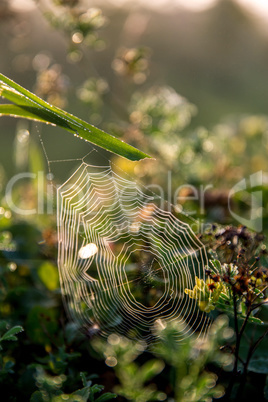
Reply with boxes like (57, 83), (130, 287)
(57, 160), (211, 344)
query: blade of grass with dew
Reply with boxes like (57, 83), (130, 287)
(0, 73), (151, 161)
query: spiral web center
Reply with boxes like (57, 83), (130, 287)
(57, 162), (211, 344)
(125, 250), (166, 307)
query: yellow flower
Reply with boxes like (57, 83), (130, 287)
(185, 276), (227, 313)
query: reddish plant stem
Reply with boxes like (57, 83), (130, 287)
(224, 289), (252, 399)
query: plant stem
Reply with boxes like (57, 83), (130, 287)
(233, 292), (240, 375)
(223, 292), (239, 399)
(224, 290), (252, 400)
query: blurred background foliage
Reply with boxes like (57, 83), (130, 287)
(0, 0), (268, 225)
(1, 0), (268, 400)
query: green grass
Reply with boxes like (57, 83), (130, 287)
(0, 73), (151, 162)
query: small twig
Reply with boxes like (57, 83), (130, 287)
(232, 287), (268, 399)
(245, 327), (268, 370)
(250, 299), (268, 312)
(224, 291), (241, 399)
(224, 287), (254, 400)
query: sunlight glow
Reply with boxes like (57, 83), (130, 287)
(10, 0), (268, 20)
(78, 243), (98, 259)
(97, 0), (268, 18)
(236, 0), (268, 19)
(10, 0), (35, 11)
(174, 0), (218, 11)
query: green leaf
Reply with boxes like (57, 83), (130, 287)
(1, 325), (24, 341)
(30, 391), (44, 402)
(248, 357), (268, 374)
(70, 387), (90, 401)
(3, 335), (17, 341)
(138, 359), (165, 383)
(95, 392), (117, 401)
(0, 104), (51, 124)
(218, 293), (230, 302)
(89, 384), (104, 396)
(0, 73), (151, 161)
(38, 262), (59, 291)
(247, 316), (263, 325)
(80, 372), (92, 388)
(210, 260), (222, 273)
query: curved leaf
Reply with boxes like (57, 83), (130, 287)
(0, 73), (151, 161)
(1, 325), (24, 341)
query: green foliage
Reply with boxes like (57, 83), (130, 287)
(185, 258), (266, 324)
(0, 321), (24, 381)
(248, 357), (268, 374)
(30, 368), (116, 402)
(38, 261), (59, 291)
(93, 335), (165, 401)
(0, 1), (268, 401)
(186, 225), (268, 399)
(0, 219), (118, 400)
(92, 316), (234, 401)
(0, 73), (150, 161)
(41, 3), (106, 52)
(0, 322), (24, 382)
(153, 316), (231, 401)
(112, 47), (151, 84)
(0, 324), (23, 344)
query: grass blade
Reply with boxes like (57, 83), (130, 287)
(0, 73), (151, 161)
